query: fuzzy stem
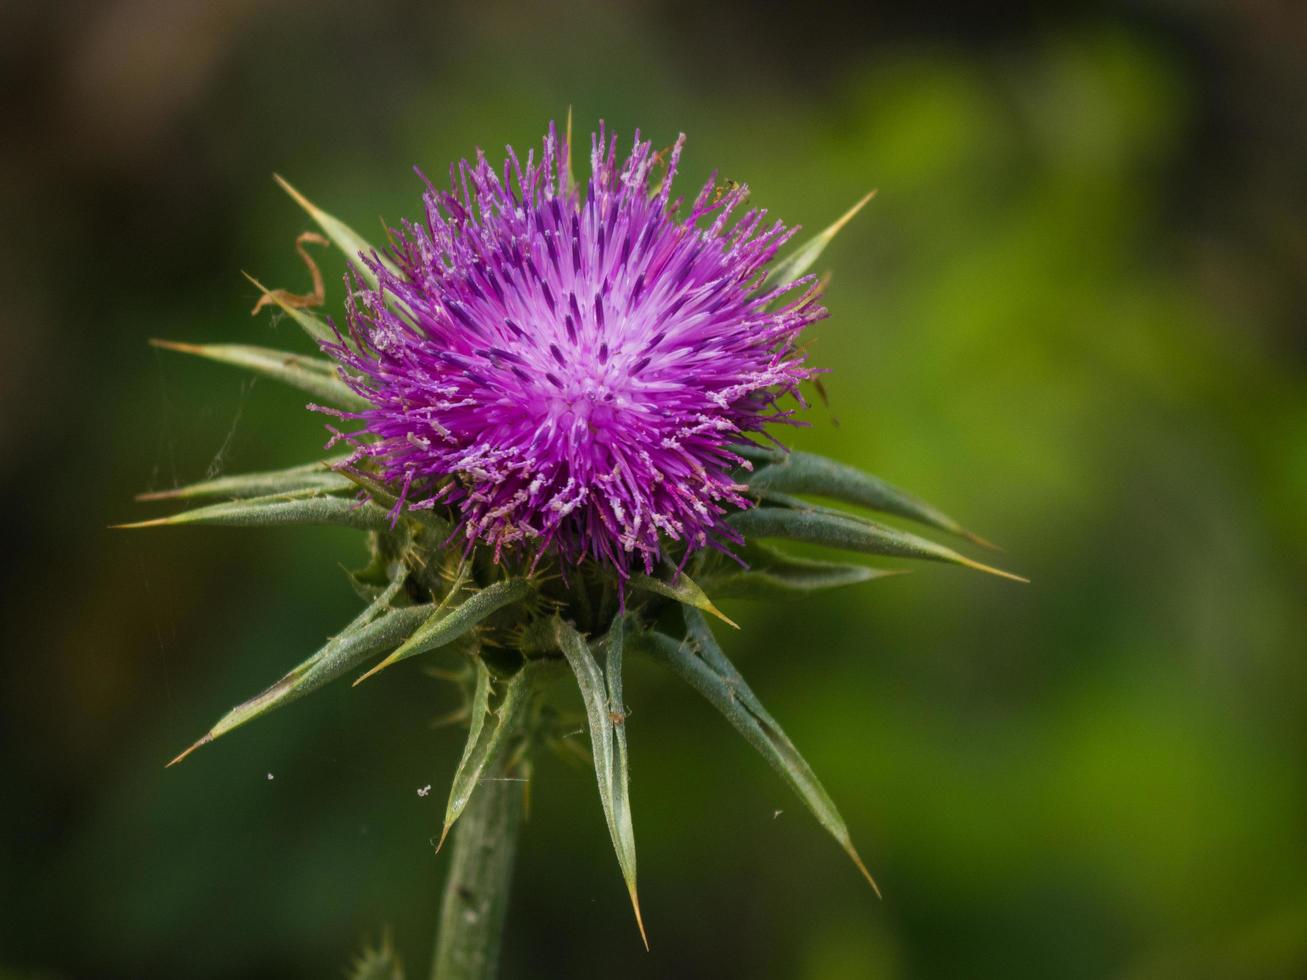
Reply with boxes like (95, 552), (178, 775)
(430, 716), (530, 979)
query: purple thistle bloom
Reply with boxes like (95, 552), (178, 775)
(323, 123), (826, 579)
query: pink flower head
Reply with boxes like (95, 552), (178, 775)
(325, 123), (824, 578)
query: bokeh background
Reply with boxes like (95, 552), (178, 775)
(3, 1), (1305, 977)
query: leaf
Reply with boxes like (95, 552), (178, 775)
(244, 271), (340, 348)
(767, 191), (876, 288)
(117, 490), (395, 533)
(354, 578), (534, 684)
(554, 616), (647, 948)
(274, 174), (399, 290)
(728, 507), (1026, 582)
(439, 658), (492, 845)
(148, 339), (368, 410)
(639, 610), (880, 895)
(167, 599), (432, 766)
(629, 569), (738, 629)
(698, 543), (901, 601)
(602, 618), (637, 935)
(746, 450), (995, 549)
(136, 456), (354, 502)
(436, 659), (538, 852)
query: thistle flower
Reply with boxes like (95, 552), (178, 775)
(128, 119), (1022, 977)
(324, 124), (823, 579)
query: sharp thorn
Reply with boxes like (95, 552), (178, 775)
(148, 338), (203, 354)
(704, 602), (740, 630)
(629, 886), (650, 951)
(166, 733), (212, 768)
(958, 526), (1002, 552)
(352, 665), (383, 687)
(847, 845), (883, 900)
(959, 557), (1028, 584)
(353, 654), (398, 687)
(273, 173), (319, 218)
(111, 517), (173, 529)
(829, 189), (877, 236)
(434, 823), (451, 855)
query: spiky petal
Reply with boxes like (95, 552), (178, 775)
(324, 123), (825, 578)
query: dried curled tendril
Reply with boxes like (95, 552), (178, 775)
(250, 231), (329, 315)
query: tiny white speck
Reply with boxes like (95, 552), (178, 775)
(266, 773), (275, 781)
(773, 809), (783, 819)
(418, 785), (432, 797)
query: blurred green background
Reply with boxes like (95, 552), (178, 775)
(3, 1), (1305, 977)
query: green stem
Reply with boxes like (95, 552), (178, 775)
(430, 718), (530, 979)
